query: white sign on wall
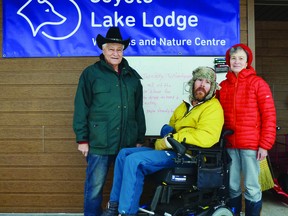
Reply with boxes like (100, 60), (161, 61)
(126, 57), (227, 135)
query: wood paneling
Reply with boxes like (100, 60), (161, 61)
(0, 167), (85, 180)
(0, 0), (254, 213)
(255, 20), (288, 134)
(0, 86), (76, 99)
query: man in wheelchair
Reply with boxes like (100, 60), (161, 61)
(147, 129), (234, 216)
(102, 66), (225, 216)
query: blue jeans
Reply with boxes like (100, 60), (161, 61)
(84, 154), (116, 216)
(227, 149), (261, 202)
(109, 147), (176, 215)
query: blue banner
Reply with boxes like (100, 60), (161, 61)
(3, 0), (240, 57)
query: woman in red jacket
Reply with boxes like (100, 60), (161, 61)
(218, 44), (276, 216)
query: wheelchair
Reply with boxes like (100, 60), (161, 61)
(139, 130), (234, 216)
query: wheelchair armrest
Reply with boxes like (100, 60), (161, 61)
(184, 129), (234, 151)
(186, 145), (221, 152)
(167, 129), (234, 155)
(219, 129), (234, 147)
(167, 137), (187, 156)
(221, 129), (234, 138)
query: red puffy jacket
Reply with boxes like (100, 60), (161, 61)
(219, 68), (276, 150)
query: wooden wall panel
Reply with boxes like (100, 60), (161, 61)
(0, 194), (84, 212)
(0, 140), (44, 153)
(0, 71), (80, 84)
(0, 114), (73, 125)
(0, 86), (76, 99)
(0, 167), (85, 180)
(255, 21), (288, 134)
(0, 0), (252, 213)
(0, 154), (85, 166)
(0, 181), (84, 193)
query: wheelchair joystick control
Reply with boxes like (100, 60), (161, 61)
(167, 137), (186, 156)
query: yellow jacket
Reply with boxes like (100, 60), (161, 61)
(155, 97), (224, 150)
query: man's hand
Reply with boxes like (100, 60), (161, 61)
(136, 143), (143, 147)
(257, 147), (267, 161)
(78, 143), (89, 157)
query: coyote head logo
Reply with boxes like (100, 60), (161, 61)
(17, 0), (81, 40)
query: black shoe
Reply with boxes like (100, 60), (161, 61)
(101, 202), (119, 216)
(245, 199), (262, 216)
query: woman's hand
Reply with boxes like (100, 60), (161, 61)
(257, 147), (267, 161)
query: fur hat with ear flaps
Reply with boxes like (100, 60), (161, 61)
(188, 66), (218, 102)
(96, 27), (131, 50)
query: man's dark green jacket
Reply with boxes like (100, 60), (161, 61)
(73, 55), (146, 155)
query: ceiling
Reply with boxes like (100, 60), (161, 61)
(255, 0), (288, 21)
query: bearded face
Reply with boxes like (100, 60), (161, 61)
(194, 87), (207, 102)
(193, 78), (211, 102)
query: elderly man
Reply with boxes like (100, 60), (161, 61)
(102, 66), (224, 216)
(73, 27), (146, 216)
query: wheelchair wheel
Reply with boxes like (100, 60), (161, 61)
(209, 206), (233, 216)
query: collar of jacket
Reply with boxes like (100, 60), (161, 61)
(226, 67), (256, 83)
(99, 54), (132, 76)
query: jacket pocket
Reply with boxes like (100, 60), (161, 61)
(88, 120), (108, 148)
(92, 79), (111, 94)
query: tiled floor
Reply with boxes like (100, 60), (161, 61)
(0, 214), (82, 216)
(0, 214), (83, 216)
(0, 191), (287, 216)
(261, 189), (288, 216)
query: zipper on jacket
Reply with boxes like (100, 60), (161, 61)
(118, 74), (124, 150)
(232, 78), (238, 146)
(183, 100), (203, 118)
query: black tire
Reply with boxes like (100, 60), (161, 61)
(209, 207), (233, 216)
